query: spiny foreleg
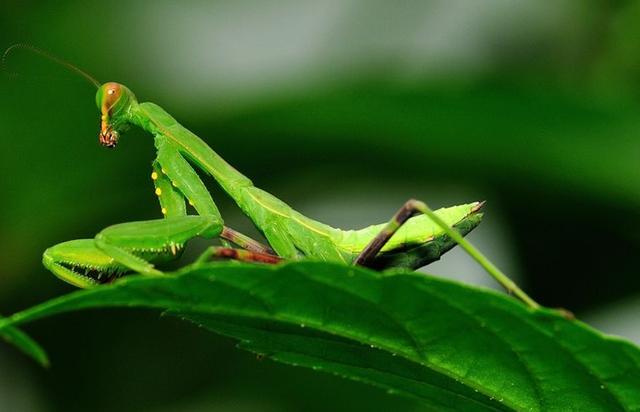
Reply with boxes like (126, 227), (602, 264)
(93, 215), (224, 277)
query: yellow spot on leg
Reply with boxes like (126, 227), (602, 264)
(172, 181), (178, 187)
(161, 207), (167, 215)
(151, 171), (158, 180)
(155, 188), (162, 196)
(188, 200), (194, 206)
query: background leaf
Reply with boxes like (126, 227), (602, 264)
(3, 262), (639, 410)
(3, 2), (640, 410)
(1, 323), (49, 368)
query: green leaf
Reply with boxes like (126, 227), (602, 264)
(1, 321), (49, 367)
(1, 262), (639, 410)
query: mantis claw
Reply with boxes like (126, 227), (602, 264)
(94, 236), (164, 277)
(43, 240), (129, 288)
(44, 216), (224, 287)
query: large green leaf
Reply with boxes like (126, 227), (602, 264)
(1, 262), (638, 410)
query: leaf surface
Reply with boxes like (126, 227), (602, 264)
(2, 262), (639, 410)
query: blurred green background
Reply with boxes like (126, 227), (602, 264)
(2, 1), (640, 410)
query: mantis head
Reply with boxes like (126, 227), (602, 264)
(2, 46), (139, 148)
(96, 82), (138, 148)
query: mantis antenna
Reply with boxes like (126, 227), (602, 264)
(2, 43), (101, 88)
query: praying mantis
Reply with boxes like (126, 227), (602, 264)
(6, 45), (539, 309)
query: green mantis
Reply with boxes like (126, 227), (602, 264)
(8, 45), (537, 308)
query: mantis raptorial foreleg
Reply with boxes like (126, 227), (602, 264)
(94, 215), (223, 274)
(152, 161), (186, 217)
(155, 139), (221, 218)
(43, 135), (280, 287)
(43, 216), (224, 287)
(94, 238), (163, 277)
(155, 139), (276, 254)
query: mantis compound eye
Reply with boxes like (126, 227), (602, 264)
(101, 83), (122, 109)
(99, 128), (119, 148)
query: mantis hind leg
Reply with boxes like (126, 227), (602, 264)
(355, 199), (484, 267)
(353, 199), (541, 309)
(355, 199), (425, 267)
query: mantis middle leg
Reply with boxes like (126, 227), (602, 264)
(196, 246), (282, 265)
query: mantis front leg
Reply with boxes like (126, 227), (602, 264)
(43, 216), (224, 287)
(153, 143), (273, 255)
(43, 138), (274, 288)
(94, 215), (224, 276)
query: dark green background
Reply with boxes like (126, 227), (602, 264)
(1, 1), (640, 411)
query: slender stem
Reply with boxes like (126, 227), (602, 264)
(416, 201), (540, 310)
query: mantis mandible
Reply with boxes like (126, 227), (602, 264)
(6, 45), (538, 309)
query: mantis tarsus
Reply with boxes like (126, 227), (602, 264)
(6, 45), (539, 309)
